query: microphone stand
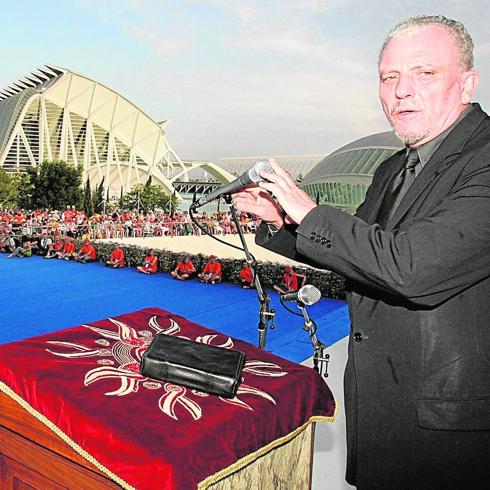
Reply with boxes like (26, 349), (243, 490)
(224, 194), (275, 349)
(297, 303), (329, 377)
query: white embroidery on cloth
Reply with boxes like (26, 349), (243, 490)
(45, 315), (287, 421)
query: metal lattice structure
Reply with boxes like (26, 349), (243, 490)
(0, 65), (234, 198)
(218, 154), (326, 180)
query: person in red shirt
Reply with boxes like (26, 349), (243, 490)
(239, 261), (254, 288)
(198, 255), (222, 284)
(171, 256), (196, 280)
(273, 266), (306, 294)
(45, 236), (63, 259)
(106, 245), (125, 268)
(57, 237), (76, 260)
(11, 212), (24, 232)
(137, 249), (158, 274)
(75, 239), (97, 263)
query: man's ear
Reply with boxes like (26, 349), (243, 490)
(461, 70), (479, 104)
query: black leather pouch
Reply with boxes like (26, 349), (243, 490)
(140, 334), (246, 398)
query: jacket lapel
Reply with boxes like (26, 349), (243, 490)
(387, 104), (488, 229)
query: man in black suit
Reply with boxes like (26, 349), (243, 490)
(233, 15), (489, 489)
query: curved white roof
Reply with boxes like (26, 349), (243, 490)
(0, 65), (235, 197)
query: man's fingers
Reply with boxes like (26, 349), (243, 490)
(259, 158), (293, 184)
(258, 182), (277, 195)
(268, 158), (292, 180)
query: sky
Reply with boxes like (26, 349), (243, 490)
(2, 0), (489, 162)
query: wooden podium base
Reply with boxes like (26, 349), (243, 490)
(0, 391), (316, 489)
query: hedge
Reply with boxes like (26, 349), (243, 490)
(83, 240), (346, 300)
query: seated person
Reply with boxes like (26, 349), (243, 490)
(273, 266), (306, 295)
(198, 255), (222, 284)
(106, 244), (125, 268)
(239, 262), (254, 288)
(28, 233), (41, 254)
(136, 249), (158, 274)
(0, 234), (9, 253)
(1, 234), (17, 254)
(57, 237), (76, 260)
(171, 256), (196, 280)
(7, 238), (33, 258)
(45, 236), (63, 258)
(37, 233), (53, 256)
(75, 239), (97, 263)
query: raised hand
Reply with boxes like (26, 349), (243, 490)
(232, 158), (318, 228)
(232, 185), (285, 229)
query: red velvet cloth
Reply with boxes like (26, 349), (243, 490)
(0, 307), (335, 489)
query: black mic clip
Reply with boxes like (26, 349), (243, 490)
(297, 303), (329, 378)
(280, 285), (329, 377)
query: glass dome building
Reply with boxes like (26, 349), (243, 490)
(300, 131), (403, 211)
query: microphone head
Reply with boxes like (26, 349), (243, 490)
(297, 284), (322, 306)
(248, 160), (275, 183)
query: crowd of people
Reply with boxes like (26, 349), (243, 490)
(102, 245), (302, 293)
(0, 206), (258, 240)
(0, 210), (306, 294)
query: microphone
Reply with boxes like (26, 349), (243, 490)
(192, 160), (274, 208)
(281, 285), (321, 306)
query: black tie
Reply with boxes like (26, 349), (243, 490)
(376, 149), (419, 228)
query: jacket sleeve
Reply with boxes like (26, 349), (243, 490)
(255, 222), (301, 261)
(294, 162), (490, 306)
(257, 153), (490, 307)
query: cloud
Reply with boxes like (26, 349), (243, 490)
(123, 23), (189, 56)
(475, 41), (490, 57)
(78, 0), (190, 58)
(72, 0), (490, 162)
(202, 0), (363, 69)
(207, 0), (262, 24)
(124, 57), (384, 160)
(234, 25), (366, 72)
(208, 0), (345, 19)
(276, 0), (345, 13)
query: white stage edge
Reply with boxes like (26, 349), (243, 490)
(303, 337), (355, 490)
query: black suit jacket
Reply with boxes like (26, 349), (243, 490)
(257, 104), (490, 489)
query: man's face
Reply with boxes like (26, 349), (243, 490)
(379, 25), (478, 147)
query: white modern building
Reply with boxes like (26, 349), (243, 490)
(0, 65), (234, 198)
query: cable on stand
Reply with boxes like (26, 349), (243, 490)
(298, 304), (329, 377)
(280, 287), (329, 377)
(224, 194), (275, 349)
(188, 195), (275, 349)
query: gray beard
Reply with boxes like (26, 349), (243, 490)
(393, 128), (431, 146)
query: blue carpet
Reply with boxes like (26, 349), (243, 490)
(0, 254), (350, 363)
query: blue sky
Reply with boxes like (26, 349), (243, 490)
(2, 0), (489, 161)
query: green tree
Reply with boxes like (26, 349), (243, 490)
(26, 160), (82, 210)
(17, 173), (35, 209)
(83, 177), (94, 216)
(92, 178), (105, 214)
(0, 169), (22, 209)
(119, 183), (178, 212)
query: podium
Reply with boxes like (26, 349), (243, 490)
(0, 307), (335, 489)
